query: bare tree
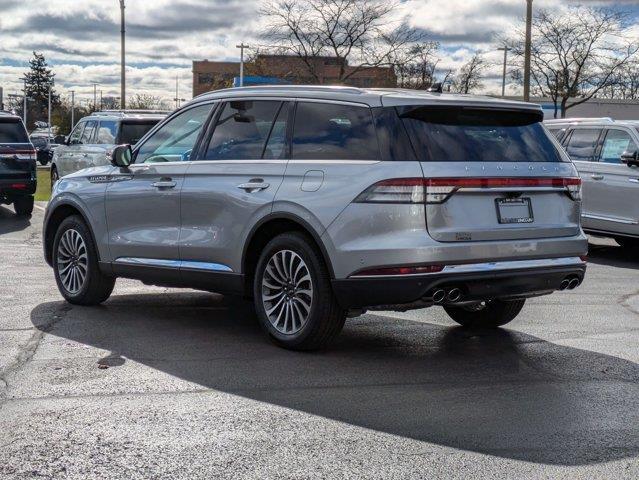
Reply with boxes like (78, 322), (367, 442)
(127, 94), (170, 110)
(393, 41), (441, 89)
(506, 7), (638, 118)
(452, 53), (485, 94)
(609, 61), (639, 100)
(260, 0), (421, 83)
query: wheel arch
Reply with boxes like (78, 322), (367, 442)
(44, 202), (99, 267)
(241, 213), (335, 295)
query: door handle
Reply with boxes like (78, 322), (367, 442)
(237, 179), (270, 192)
(152, 179), (177, 189)
(629, 178), (639, 184)
(591, 174), (604, 180)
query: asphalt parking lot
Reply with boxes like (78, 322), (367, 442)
(0, 204), (638, 479)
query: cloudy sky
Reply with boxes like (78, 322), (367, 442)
(0, 0), (637, 106)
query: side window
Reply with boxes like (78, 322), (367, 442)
(204, 100), (284, 160)
(565, 129), (602, 162)
(263, 103), (291, 160)
(79, 120), (97, 145)
(600, 130), (638, 164)
(292, 102), (379, 160)
(135, 104), (213, 164)
(96, 121), (118, 144)
(68, 122), (85, 145)
(547, 127), (566, 142)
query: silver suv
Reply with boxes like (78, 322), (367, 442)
(43, 86), (587, 350)
(546, 118), (639, 248)
(51, 110), (166, 186)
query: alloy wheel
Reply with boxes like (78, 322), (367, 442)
(57, 228), (88, 294)
(261, 249), (313, 335)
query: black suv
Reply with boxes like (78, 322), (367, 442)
(0, 112), (36, 216)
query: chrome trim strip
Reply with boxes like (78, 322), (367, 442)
(351, 257), (584, 279)
(115, 257), (233, 272)
(581, 213), (638, 225)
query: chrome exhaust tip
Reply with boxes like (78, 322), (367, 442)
(568, 278), (580, 290)
(432, 289), (446, 304)
(447, 288), (462, 303)
(560, 279), (570, 291)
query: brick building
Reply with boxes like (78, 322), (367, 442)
(193, 54), (397, 97)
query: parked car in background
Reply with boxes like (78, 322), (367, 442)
(0, 112), (36, 216)
(44, 86), (587, 350)
(30, 130), (63, 166)
(50, 110), (167, 186)
(546, 118), (639, 248)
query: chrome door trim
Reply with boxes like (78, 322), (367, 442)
(581, 213), (638, 225)
(114, 257), (233, 272)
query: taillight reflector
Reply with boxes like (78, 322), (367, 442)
(353, 265), (444, 277)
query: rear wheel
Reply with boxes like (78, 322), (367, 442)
(13, 196), (34, 216)
(51, 166), (59, 189)
(444, 299), (526, 328)
(53, 215), (115, 305)
(253, 232), (346, 351)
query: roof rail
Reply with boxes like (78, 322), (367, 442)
(194, 84), (365, 100)
(92, 109), (170, 117)
(544, 117), (614, 124)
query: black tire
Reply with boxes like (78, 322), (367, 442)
(52, 215), (115, 306)
(444, 299), (526, 328)
(51, 166), (59, 189)
(253, 232), (346, 351)
(13, 196), (34, 216)
(38, 157), (49, 166)
(615, 237), (639, 249)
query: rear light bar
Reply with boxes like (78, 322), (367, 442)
(0, 149), (36, 161)
(353, 265), (444, 277)
(354, 177), (582, 204)
(10, 183), (27, 189)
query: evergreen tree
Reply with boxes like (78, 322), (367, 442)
(23, 52), (60, 129)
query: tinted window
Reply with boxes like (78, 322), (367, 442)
(96, 121), (118, 144)
(69, 122), (85, 145)
(400, 107), (563, 162)
(79, 120), (97, 144)
(135, 104), (212, 164)
(600, 130), (638, 164)
(565, 129), (602, 162)
(0, 119), (29, 143)
(292, 102), (379, 160)
(120, 120), (160, 145)
(204, 101), (283, 160)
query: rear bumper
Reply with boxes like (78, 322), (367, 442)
(0, 178), (36, 197)
(331, 257), (587, 309)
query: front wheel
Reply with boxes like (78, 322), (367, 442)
(53, 215), (115, 305)
(253, 232), (346, 351)
(444, 299), (526, 328)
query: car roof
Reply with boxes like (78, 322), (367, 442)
(86, 110), (169, 121)
(543, 118), (639, 127)
(0, 111), (21, 120)
(188, 85), (542, 112)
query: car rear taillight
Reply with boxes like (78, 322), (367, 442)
(354, 177), (582, 204)
(13, 149), (36, 161)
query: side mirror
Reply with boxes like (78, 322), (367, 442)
(621, 150), (639, 167)
(110, 144), (133, 168)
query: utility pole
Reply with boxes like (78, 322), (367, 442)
(48, 85), (52, 139)
(100, 90), (103, 110)
(70, 90), (75, 130)
(523, 0), (533, 102)
(175, 74), (179, 109)
(92, 83), (98, 111)
(22, 78), (27, 126)
(497, 46), (511, 98)
(236, 43), (250, 87)
(119, 0), (126, 109)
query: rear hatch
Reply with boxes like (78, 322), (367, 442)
(0, 118), (35, 181)
(399, 105), (581, 242)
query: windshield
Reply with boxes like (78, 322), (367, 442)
(119, 121), (160, 145)
(0, 119), (29, 143)
(399, 106), (564, 163)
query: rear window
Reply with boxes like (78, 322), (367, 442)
(399, 106), (564, 163)
(292, 102), (379, 160)
(120, 121), (159, 145)
(0, 119), (29, 143)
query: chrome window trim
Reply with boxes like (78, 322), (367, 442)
(581, 213), (638, 225)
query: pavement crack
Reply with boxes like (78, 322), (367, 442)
(0, 303), (71, 408)
(619, 289), (639, 316)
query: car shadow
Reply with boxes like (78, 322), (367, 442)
(31, 292), (639, 466)
(587, 239), (639, 269)
(0, 205), (31, 234)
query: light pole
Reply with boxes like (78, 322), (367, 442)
(236, 43), (250, 87)
(92, 83), (98, 111)
(119, 0), (126, 109)
(70, 90), (75, 130)
(497, 46), (511, 98)
(48, 85), (52, 138)
(523, 0), (533, 102)
(21, 78), (27, 126)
